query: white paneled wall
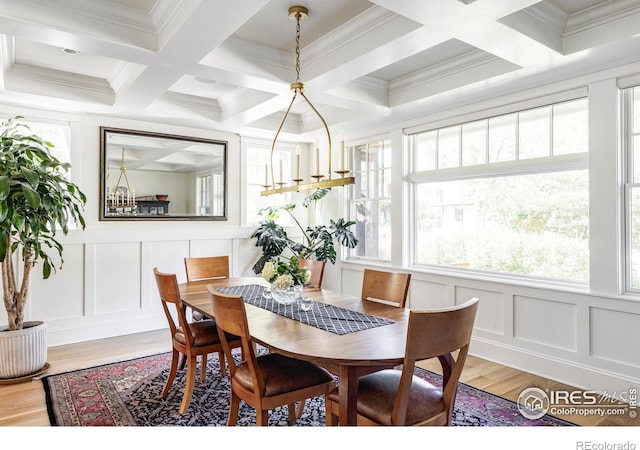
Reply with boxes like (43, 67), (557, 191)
(340, 265), (640, 395)
(29, 232), (261, 347)
(590, 307), (640, 367)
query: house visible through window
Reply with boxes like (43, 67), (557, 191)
(408, 98), (589, 282)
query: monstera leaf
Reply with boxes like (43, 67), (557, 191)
(250, 188), (358, 274)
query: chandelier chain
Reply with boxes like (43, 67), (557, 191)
(295, 13), (302, 83)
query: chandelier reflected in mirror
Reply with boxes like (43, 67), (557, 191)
(261, 5), (354, 196)
(106, 148), (137, 215)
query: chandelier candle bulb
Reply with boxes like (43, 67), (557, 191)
(265, 164), (269, 186)
(279, 159), (283, 184)
(296, 145), (301, 180)
(340, 130), (346, 171)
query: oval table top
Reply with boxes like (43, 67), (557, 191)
(179, 276), (410, 425)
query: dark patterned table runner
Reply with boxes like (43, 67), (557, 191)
(214, 284), (393, 335)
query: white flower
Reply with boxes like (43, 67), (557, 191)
(303, 268), (311, 284)
(261, 261), (276, 282)
(272, 273), (294, 289)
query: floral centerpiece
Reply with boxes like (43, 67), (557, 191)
(261, 255), (311, 304)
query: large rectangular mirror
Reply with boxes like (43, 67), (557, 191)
(99, 127), (227, 221)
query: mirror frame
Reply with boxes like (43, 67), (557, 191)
(99, 126), (228, 221)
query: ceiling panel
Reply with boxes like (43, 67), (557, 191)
(0, 0), (638, 141)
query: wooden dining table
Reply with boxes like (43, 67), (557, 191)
(179, 277), (410, 426)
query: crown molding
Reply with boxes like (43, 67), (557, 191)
(8, 63), (112, 95)
(389, 50), (501, 96)
(565, 0), (640, 35)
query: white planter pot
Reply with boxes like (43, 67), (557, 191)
(0, 321), (48, 379)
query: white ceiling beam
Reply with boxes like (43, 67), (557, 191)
(115, 0), (270, 110)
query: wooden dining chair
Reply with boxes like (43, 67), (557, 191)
(184, 256), (230, 282)
(325, 297), (479, 426)
(298, 258), (325, 288)
(153, 267), (241, 414)
(208, 287), (336, 426)
(185, 256), (230, 321)
(361, 268), (412, 308)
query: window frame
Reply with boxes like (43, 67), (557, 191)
(407, 97), (590, 283)
(623, 85), (640, 294)
(345, 137), (393, 263)
(242, 137), (296, 227)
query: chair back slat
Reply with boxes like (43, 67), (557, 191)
(153, 267), (194, 346)
(393, 297), (479, 425)
(184, 256), (230, 282)
(208, 288), (266, 397)
(299, 259), (325, 288)
(405, 298), (479, 361)
(361, 269), (411, 308)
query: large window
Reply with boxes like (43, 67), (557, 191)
(346, 139), (392, 261)
(22, 119), (71, 167)
(625, 86), (640, 290)
(409, 98), (589, 282)
(245, 139), (293, 225)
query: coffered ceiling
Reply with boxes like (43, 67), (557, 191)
(0, 0), (639, 142)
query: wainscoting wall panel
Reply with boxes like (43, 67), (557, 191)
(456, 286), (504, 335)
(590, 307), (640, 366)
(29, 244), (85, 321)
(340, 263), (640, 395)
(147, 240), (192, 284)
(407, 279), (447, 309)
(514, 295), (577, 351)
(94, 242), (142, 315)
(188, 239), (234, 269)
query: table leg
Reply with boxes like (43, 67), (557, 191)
(338, 365), (359, 426)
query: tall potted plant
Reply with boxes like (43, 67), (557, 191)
(0, 116), (86, 380)
(250, 188), (358, 274)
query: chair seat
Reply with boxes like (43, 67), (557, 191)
(327, 369), (444, 426)
(175, 319), (222, 347)
(234, 353), (334, 397)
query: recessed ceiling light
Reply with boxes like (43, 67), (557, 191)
(61, 48), (78, 55)
(194, 77), (215, 84)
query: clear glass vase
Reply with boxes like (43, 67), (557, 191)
(271, 284), (303, 305)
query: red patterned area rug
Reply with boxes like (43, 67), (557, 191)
(43, 351), (575, 427)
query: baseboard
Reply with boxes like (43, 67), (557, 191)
(45, 315), (167, 347)
(470, 336), (640, 398)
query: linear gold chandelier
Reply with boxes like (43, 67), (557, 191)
(261, 5), (354, 196)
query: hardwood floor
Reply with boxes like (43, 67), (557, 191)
(0, 329), (635, 426)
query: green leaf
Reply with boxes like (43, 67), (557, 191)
(303, 188), (330, 207)
(331, 218), (359, 248)
(42, 260), (52, 279)
(21, 184), (41, 209)
(11, 214), (24, 231)
(0, 235), (7, 262)
(0, 176), (9, 201)
(22, 168), (39, 188)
